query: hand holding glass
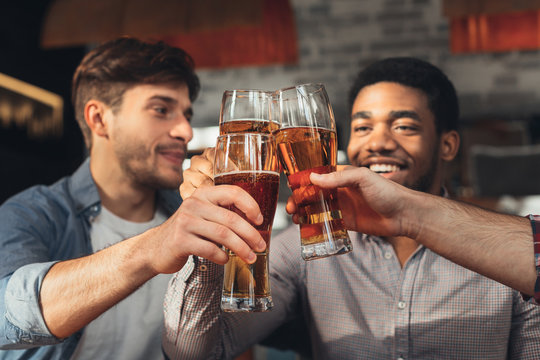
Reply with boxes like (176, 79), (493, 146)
(275, 83), (352, 260)
(214, 133), (279, 312)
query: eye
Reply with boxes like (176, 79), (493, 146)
(352, 125), (371, 135)
(153, 106), (167, 115)
(393, 124), (420, 135)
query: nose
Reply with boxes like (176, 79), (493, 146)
(366, 124), (397, 153)
(170, 115), (193, 143)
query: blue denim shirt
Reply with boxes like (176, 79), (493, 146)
(0, 158), (181, 359)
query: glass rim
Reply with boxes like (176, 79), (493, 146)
(277, 82), (326, 94)
(222, 89), (274, 96)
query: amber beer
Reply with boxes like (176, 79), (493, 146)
(219, 118), (279, 135)
(275, 126), (350, 260)
(219, 89), (275, 135)
(214, 170), (279, 311)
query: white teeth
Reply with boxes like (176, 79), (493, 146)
(369, 164), (401, 173)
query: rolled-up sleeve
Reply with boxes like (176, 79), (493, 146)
(1, 262), (62, 348)
(0, 188), (71, 349)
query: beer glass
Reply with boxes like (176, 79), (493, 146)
(275, 83), (352, 261)
(219, 89), (278, 134)
(214, 133), (279, 312)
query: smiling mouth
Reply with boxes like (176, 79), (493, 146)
(368, 163), (402, 174)
(160, 151), (185, 165)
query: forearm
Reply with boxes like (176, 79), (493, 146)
(405, 191), (536, 295)
(40, 232), (156, 338)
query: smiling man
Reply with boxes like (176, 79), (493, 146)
(163, 57), (540, 359)
(0, 38), (266, 359)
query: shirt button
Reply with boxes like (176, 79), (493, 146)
(397, 301), (407, 309)
(384, 252), (393, 259)
(199, 264), (208, 272)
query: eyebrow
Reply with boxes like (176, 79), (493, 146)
(351, 111), (371, 120)
(148, 95), (194, 118)
(389, 110), (421, 121)
(351, 110), (421, 121)
(148, 94), (178, 105)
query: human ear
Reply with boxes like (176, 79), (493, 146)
(84, 100), (109, 138)
(439, 130), (460, 161)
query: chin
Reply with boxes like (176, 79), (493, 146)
(149, 172), (183, 190)
(383, 172), (408, 185)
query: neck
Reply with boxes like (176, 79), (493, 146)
(385, 236), (420, 268)
(90, 151), (156, 222)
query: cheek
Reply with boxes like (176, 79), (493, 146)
(346, 138), (363, 162)
(404, 139), (436, 167)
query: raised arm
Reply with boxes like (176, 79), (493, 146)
(39, 185), (266, 339)
(301, 166), (536, 296)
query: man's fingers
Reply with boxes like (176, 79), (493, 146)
(179, 147), (216, 199)
(183, 218), (259, 264)
(181, 236), (230, 265)
(285, 196), (297, 214)
(200, 185), (264, 227)
(184, 186), (266, 252)
(180, 170), (214, 199)
(190, 150), (215, 179)
(310, 166), (368, 188)
(201, 147), (216, 160)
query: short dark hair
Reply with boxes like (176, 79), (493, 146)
(348, 57), (459, 134)
(72, 37), (200, 149)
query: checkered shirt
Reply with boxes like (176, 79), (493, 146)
(163, 227), (540, 360)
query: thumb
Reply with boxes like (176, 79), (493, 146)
(310, 166), (365, 188)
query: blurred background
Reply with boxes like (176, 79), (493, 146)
(2, 0), (540, 359)
(4, 0), (540, 207)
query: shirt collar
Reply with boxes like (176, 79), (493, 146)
(67, 157), (182, 216)
(68, 158), (100, 215)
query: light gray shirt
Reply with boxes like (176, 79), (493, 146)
(163, 226), (540, 360)
(71, 206), (169, 360)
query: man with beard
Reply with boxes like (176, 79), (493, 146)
(0, 38), (266, 359)
(163, 57), (540, 359)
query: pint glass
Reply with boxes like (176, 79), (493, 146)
(214, 133), (279, 312)
(219, 89), (278, 135)
(275, 83), (352, 261)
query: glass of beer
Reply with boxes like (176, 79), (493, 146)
(274, 83), (352, 261)
(214, 133), (279, 312)
(219, 89), (278, 135)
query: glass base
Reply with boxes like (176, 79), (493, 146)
(221, 295), (273, 312)
(301, 236), (353, 261)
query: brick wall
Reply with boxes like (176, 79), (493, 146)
(192, 0), (540, 148)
